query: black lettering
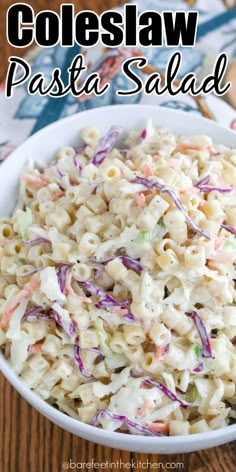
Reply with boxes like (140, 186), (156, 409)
(77, 73), (109, 96)
(28, 73), (48, 95)
(200, 76), (217, 95)
(180, 74), (196, 94)
(204, 53), (231, 96)
(35, 11), (59, 47)
(145, 73), (162, 94)
(67, 55), (109, 97)
(61, 4), (74, 47)
(163, 52), (182, 95)
(139, 12), (162, 46)
(117, 57), (145, 96)
(75, 11), (99, 47)
(28, 69), (66, 96)
(7, 4), (34, 47)
(182, 53), (231, 96)
(6, 57), (30, 98)
(101, 12), (123, 47)
(67, 55), (87, 95)
(143, 52), (181, 96)
(164, 12), (198, 46)
(124, 4), (137, 46)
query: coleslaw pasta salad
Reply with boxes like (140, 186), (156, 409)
(0, 122), (236, 436)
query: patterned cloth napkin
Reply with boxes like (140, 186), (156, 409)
(0, 0), (235, 160)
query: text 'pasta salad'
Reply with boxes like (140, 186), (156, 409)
(0, 123), (236, 436)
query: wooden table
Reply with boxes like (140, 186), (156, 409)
(0, 1), (235, 471)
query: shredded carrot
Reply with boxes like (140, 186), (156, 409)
(51, 191), (65, 202)
(217, 178), (226, 186)
(0, 277), (41, 330)
(22, 175), (48, 189)
(177, 144), (215, 154)
(141, 382), (153, 390)
(177, 144), (202, 152)
(165, 158), (179, 169)
(65, 270), (75, 297)
(78, 296), (92, 304)
(136, 400), (153, 417)
(142, 190), (152, 196)
(65, 272), (91, 303)
(148, 422), (169, 434)
(152, 155), (161, 162)
(102, 319), (109, 328)
(214, 236), (225, 251)
(136, 193), (146, 208)
(30, 343), (43, 354)
(208, 251), (234, 263)
(109, 307), (128, 316)
(25, 277), (41, 294)
(156, 346), (166, 360)
(179, 187), (200, 195)
(207, 414), (217, 421)
(0, 239), (14, 245)
(207, 146), (216, 153)
(140, 319), (151, 333)
(198, 201), (205, 208)
(145, 165), (153, 177)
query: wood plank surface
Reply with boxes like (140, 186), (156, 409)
(0, 1), (235, 471)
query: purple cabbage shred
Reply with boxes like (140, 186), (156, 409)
(137, 129), (147, 145)
(123, 312), (136, 322)
(23, 238), (51, 247)
(133, 176), (211, 239)
(143, 378), (190, 409)
(81, 281), (106, 297)
(91, 127), (122, 166)
(89, 257), (143, 273)
(193, 362), (204, 373)
(57, 264), (71, 294)
(221, 223), (236, 236)
(96, 298), (131, 309)
(53, 309), (76, 337)
(186, 311), (212, 358)
(51, 164), (64, 179)
(76, 144), (86, 155)
(165, 343), (170, 353)
(17, 267), (45, 278)
(87, 347), (105, 358)
(74, 344), (92, 378)
(195, 175), (232, 193)
(73, 155), (83, 174)
(119, 256), (143, 273)
(22, 306), (53, 322)
(81, 282), (131, 309)
(91, 409), (164, 436)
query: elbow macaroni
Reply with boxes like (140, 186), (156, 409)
(0, 124), (235, 437)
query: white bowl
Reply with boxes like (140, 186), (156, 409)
(0, 105), (235, 453)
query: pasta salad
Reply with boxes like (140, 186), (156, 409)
(0, 123), (236, 436)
